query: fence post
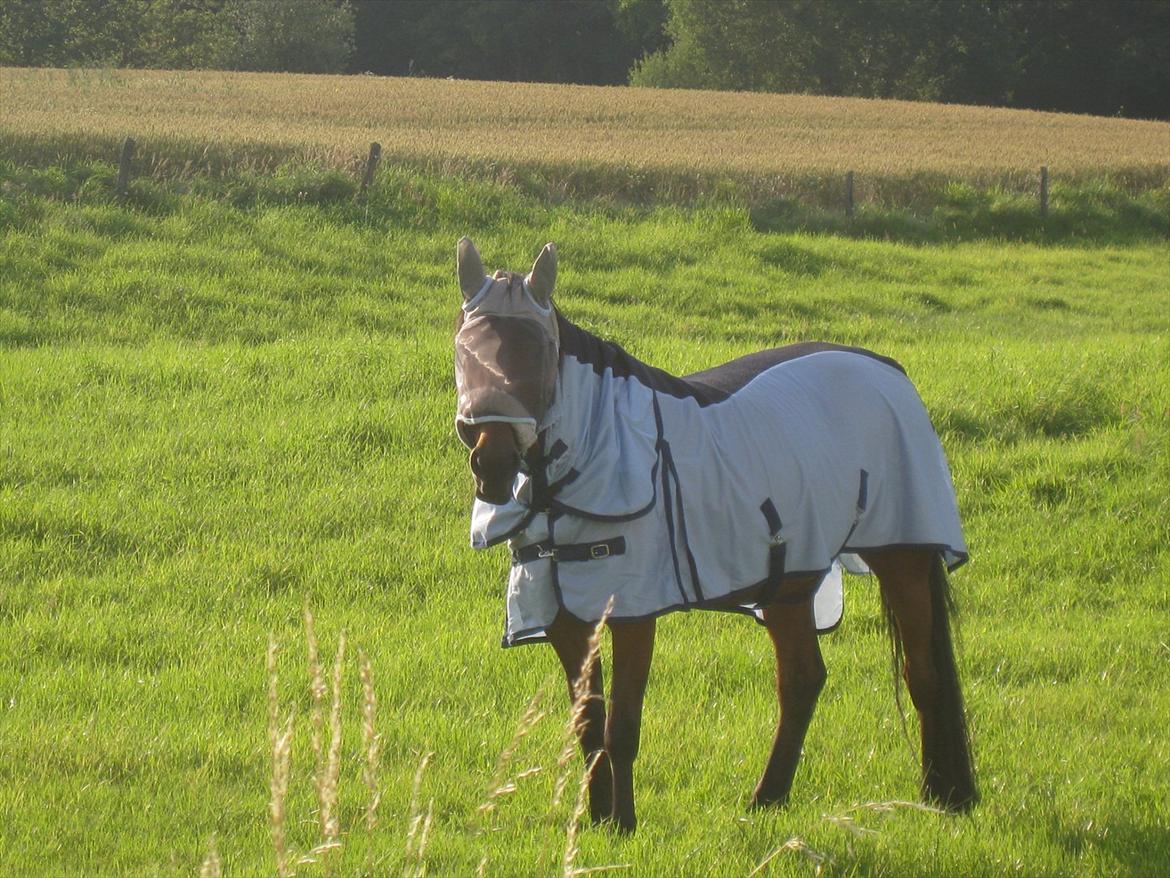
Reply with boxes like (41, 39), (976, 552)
(116, 137), (135, 200)
(845, 170), (855, 218)
(361, 142), (382, 194)
(1039, 166), (1049, 219)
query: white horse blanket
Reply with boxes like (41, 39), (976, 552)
(472, 315), (968, 647)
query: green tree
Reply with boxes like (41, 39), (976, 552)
(630, 0), (1170, 119)
(214, 0), (354, 73)
(137, 0), (234, 70)
(0, 0), (356, 74)
(349, 0), (658, 85)
(0, 0), (150, 67)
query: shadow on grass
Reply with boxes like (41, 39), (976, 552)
(749, 182), (1170, 246)
(1054, 815), (1170, 877)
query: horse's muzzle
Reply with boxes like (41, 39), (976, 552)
(469, 423), (521, 505)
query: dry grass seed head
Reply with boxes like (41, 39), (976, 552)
(552, 597), (614, 809)
(562, 750), (603, 878)
(403, 751), (434, 871)
(359, 649), (382, 833)
(304, 602), (328, 810)
(318, 630), (347, 849)
(748, 837), (828, 878)
(478, 677), (553, 821)
(199, 837), (222, 878)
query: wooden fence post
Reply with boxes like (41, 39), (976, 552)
(846, 170), (855, 218)
(116, 137), (135, 199)
(361, 142), (382, 194)
(1039, 166), (1049, 219)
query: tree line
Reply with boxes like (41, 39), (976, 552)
(2, 0), (1166, 120)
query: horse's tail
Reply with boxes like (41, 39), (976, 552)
(882, 553), (978, 811)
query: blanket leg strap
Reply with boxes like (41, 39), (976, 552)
(760, 498), (799, 605)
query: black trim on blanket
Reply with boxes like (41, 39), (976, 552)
(658, 438), (692, 608)
(546, 455), (659, 521)
(475, 503), (539, 548)
(556, 309), (906, 407)
(665, 447), (704, 601)
(841, 542), (969, 573)
(654, 393), (701, 606)
(501, 565), (838, 647)
(500, 541), (968, 648)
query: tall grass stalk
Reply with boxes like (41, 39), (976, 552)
(199, 838), (222, 878)
(552, 597), (615, 810)
(402, 752), (433, 878)
(267, 636), (295, 878)
(304, 603), (328, 836)
(562, 750), (603, 878)
(322, 631), (347, 853)
(359, 650), (382, 834)
(477, 679), (551, 822)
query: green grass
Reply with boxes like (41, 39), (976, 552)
(2, 155), (1168, 246)
(0, 164), (1167, 877)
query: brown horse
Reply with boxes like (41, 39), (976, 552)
(453, 238), (977, 833)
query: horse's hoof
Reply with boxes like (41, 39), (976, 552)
(942, 791), (979, 814)
(747, 790), (789, 811)
(613, 819), (636, 835)
(926, 786), (979, 814)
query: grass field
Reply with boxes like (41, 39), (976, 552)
(1, 148), (1168, 876)
(3, 67), (1169, 207)
(1, 62), (1168, 878)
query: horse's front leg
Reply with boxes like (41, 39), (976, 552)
(606, 618), (655, 833)
(750, 577), (826, 808)
(547, 610), (613, 823)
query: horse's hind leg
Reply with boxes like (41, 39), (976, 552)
(750, 576), (826, 809)
(547, 609), (613, 824)
(861, 548), (978, 812)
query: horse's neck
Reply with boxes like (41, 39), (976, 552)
(555, 310), (689, 396)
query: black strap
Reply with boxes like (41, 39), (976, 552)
(757, 498), (788, 605)
(512, 536), (626, 565)
(528, 437), (571, 511)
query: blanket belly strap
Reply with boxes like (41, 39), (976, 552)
(757, 498), (788, 605)
(513, 536), (626, 565)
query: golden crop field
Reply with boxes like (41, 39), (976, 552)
(2, 66), (1168, 189)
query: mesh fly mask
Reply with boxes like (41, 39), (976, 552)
(454, 270), (559, 453)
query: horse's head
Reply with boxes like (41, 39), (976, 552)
(454, 237), (560, 504)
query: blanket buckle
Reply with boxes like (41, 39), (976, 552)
(590, 543), (611, 559)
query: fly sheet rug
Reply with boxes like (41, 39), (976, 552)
(463, 285), (968, 648)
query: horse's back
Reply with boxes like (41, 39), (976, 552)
(682, 342), (905, 406)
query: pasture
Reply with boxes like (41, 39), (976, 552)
(1, 70), (1168, 877)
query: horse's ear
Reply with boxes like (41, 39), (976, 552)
(527, 242), (557, 307)
(457, 237), (487, 300)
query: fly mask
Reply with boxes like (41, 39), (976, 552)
(454, 238), (560, 499)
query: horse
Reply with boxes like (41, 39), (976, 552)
(452, 238), (977, 833)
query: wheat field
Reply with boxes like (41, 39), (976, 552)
(2, 66), (1168, 189)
